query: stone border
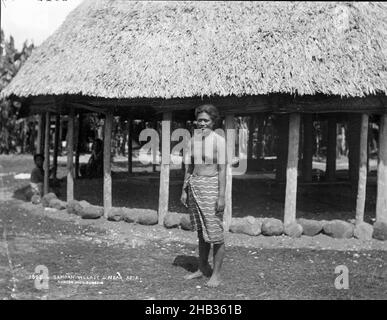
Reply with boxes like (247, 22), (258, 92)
(34, 193), (387, 241)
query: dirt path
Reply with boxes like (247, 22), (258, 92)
(0, 200), (386, 300)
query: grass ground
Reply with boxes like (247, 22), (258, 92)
(1, 200), (386, 300)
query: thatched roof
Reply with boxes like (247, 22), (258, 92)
(3, 1), (387, 100)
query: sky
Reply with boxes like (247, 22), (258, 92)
(1, 0), (83, 50)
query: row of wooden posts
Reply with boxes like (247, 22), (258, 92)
(37, 109), (387, 229)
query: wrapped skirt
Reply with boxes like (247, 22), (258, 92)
(187, 175), (224, 244)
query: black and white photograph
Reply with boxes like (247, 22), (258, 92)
(0, 0), (386, 304)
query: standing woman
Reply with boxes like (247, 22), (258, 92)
(181, 104), (226, 288)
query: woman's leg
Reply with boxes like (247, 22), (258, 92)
(206, 242), (225, 287)
(184, 232), (212, 279)
(198, 232), (212, 276)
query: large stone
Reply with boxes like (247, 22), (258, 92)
(31, 194), (41, 205)
(49, 198), (67, 210)
(354, 222), (374, 241)
(284, 222), (303, 238)
(123, 209), (158, 225)
(261, 218), (283, 236)
(297, 218), (324, 236)
(373, 221), (387, 241)
(137, 210), (158, 225)
(79, 205), (104, 219)
(41, 192), (57, 207)
(66, 200), (91, 215)
(230, 216), (262, 236)
(123, 211), (142, 223)
(66, 200), (82, 215)
(164, 213), (182, 229)
(79, 200), (92, 208)
(229, 218), (244, 232)
(180, 214), (192, 231)
(107, 207), (127, 222)
(323, 220), (354, 239)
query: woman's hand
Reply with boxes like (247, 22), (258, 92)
(180, 190), (188, 208)
(216, 196), (225, 212)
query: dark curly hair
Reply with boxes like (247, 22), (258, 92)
(33, 153), (44, 162)
(194, 104), (220, 128)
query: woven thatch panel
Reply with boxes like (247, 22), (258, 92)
(3, 1), (387, 99)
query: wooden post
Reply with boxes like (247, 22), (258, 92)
(152, 120), (158, 172)
(103, 111), (113, 217)
(284, 113), (300, 225)
(75, 113), (83, 179)
(67, 108), (75, 202)
(53, 114), (60, 180)
(158, 112), (172, 225)
(276, 114), (289, 181)
(181, 121), (187, 173)
(302, 114), (313, 182)
(376, 114), (387, 223)
(224, 114), (234, 231)
(326, 116), (337, 181)
(127, 119), (133, 174)
(355, 114), (369, 223)
(43, 112), (50, 195)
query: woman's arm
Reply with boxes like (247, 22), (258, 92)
(180, 163), (193, 208)
(180, 139), (194, 207)
(182, 163), (194, 191)
(216, 134), (226, 212)
(182, 138), (194, 191)
(217, 164), (226, 212)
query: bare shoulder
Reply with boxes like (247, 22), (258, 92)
(213, 131), (226, 145)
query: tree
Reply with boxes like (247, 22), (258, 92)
(0, 29), (34, 154)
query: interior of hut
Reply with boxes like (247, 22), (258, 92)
(19, 103), (382, 225)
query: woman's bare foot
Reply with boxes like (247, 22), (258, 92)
(184, 270), (203, 280)
(184, 265), (212, 280)
(205, 275), (221, 288)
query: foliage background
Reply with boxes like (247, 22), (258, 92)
(0, 29), (34, 154)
